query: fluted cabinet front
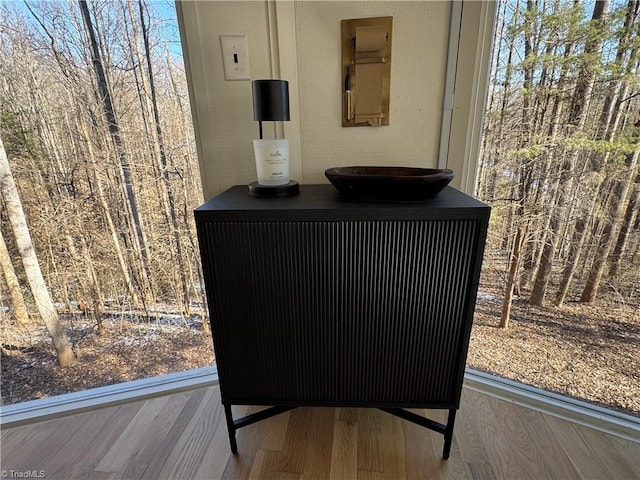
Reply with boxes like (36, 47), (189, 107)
(198, 214), (484, 408)
(200, 221), (341, 403)
(337, 220), (480, 406)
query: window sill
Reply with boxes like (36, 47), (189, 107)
(2, 366), (637, 442)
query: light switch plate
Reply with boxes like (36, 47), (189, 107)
(220, 35), (250, 81)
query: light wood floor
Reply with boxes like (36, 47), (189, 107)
(1, 385), (638, 480)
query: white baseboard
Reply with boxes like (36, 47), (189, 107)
(2, 366), (637, 443)
(463, 369), (640, 442)
(1, 366), (218, 428)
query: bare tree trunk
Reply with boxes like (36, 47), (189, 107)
(500, 160), (534, 328)
(0, 136), (76, 367)
(500, 0), (536, 327)
(500, 223), (526, 328)
(166, 48), (186, 116)
(477, 0), (507, 198)
(79, 0), (153, 305)
(123, 0), (167, 210)
(567, 0), (610, 129)
(528, 1), (579, 294)
(609, 186), (639, 277)
(77, 119), (140, 307)
(0, 230), (30, 326)
(530, 214), (558, 305)
(556, 2), (637, 305)
(597, 0), (638, 141)
(530, 0), (610, 306)
(631, 205), (640, 263)
(581, 145), (639, 302)
(556, 205), (595, 305)
(139, 0), (191, 313)
(62, 108), (106, 314)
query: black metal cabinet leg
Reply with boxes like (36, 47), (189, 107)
(223, 404), (238, 454)
(442, 409), (457, 459)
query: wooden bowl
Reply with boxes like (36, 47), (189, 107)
(325, 166), (454, 200)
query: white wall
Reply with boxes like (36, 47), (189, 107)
(177, 0), (495, 200)
(177, 1), (271, 199)
(294, 2), (450, 183)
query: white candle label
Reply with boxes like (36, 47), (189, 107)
(254, 139), (290, 185)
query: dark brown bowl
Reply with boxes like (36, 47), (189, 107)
(325, 166), (454, 200)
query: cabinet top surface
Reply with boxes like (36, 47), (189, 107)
(195, 184), (490, 222)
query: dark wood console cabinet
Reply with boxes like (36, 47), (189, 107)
(195, 184), (490, 458)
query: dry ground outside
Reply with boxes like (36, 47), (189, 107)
(1, 311), (215, 406)
(467, 255), (639, 416)
(2, 260), (639, 416)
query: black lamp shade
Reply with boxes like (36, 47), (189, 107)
(252, 80), (290, 121)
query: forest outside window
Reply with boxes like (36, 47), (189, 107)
(466, 0), (639, 416)
(0, 0), (214, 405)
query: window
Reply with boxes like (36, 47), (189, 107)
(467, 0), (639, 416)
(0, 0), (213, 406)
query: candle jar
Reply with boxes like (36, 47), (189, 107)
(253, 139), (289, 186)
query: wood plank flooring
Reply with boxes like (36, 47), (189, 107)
(1, 386), (638, 479)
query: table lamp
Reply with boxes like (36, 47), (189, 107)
(249, 79), (300, 197)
